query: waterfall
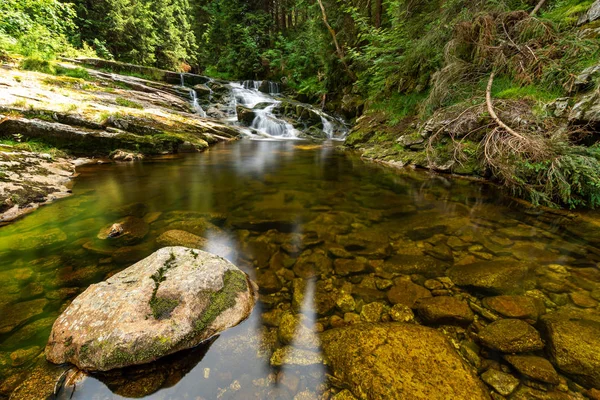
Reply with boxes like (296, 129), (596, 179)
(251, 104), (298, 138)
(230, 82), (298, 138)
(268, 82), (280, 95)
(180, 73), (185, 87)
(321, 116), (333, 139)
(189, 89), (207, 118)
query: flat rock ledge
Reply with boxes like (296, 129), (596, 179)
(45, 247), (257, 371)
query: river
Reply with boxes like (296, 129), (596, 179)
(0, 139), (599, 398)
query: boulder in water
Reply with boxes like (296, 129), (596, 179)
(45, 247), (257, 371)
(320, 323), (490, 399)
(236, 105), (257, 125)
(539, 308), (600, 388)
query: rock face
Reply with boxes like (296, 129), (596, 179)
(448, 261), (534, 294)
(45, 247), (257, 371)
(540, 308), (600, 388)
(320, 323), (491, 400)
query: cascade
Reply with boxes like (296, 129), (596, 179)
(190, 89), (207, 118)
(230, 82), (298, 138)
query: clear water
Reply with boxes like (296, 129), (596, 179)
(0, 140), (599, 399)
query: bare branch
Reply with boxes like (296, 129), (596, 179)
(486, 72), (526, 140)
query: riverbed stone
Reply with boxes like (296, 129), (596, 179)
(381, 255), (448, 278)
(539, 308), (600, 388)
(386, 279), (431, 307)
(334, 258), (369, 276)
(278, 311), (319, 349)
(482, 295), (545, 323)
(156, 229), (207, 248)
(1, 228), (67, 252)
(0, 299), (48, 334)
(45, 247), (257, 371)
(270, 347), (324, 367)
(448, 261), (534, 294)
(320, 323), (490, 400)
(480, 369), (520, 396)
(415, 296), (474, 325)
(478, 319), (544, 353)
(504, 355), (560, 384)
(97, 216), (149, 245)
(360, 302), (384, 322)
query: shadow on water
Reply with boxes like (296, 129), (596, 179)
(0, 139), (600, 398)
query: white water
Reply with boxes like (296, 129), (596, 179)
(181, 73), (207, 118)
(190, 89), (207, 118)
(230, 82), (299, 139)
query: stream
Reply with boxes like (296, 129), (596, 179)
(0, 139), (600, 398)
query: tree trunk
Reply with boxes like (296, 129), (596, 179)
(375, 0), (383, 28)
(316, 0), (357, 81)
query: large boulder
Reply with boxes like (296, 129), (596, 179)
(448, 261), (534, 295)
(320, 323), (491, 400)
(539, 308), (600, 388)
(45, 247), (257, 371)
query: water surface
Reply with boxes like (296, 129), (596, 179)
(0, 140), (599, 399)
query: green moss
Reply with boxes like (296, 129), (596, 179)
(194, 270), (248, 333)
(116, 97), (144, 110)
(149, 296), (179, 320)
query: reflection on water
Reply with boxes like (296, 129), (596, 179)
(1, 140), (600, 398)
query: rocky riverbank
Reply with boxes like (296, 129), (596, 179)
(0, 59), (245, 222)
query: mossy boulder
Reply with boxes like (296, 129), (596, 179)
(539, 308), (600, 388)
(45, 247), (257, 371)
(320, 323), (490, 400)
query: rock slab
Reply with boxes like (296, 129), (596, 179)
(320, 323), (490, 400)
(45, 247), (257, 371)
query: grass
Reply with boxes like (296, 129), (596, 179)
(20, 56), (90, 80)
(491, 76), (563, 102)
(542, 0), (596, 25)
(115, 97), (144, 110)
(12, 99), (28, 108)
(0, 139), (68, 158)
(369, 92), (430, 125)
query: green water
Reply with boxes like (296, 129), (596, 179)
(0, 140), (599, 399)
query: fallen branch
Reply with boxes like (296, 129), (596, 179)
(486, 72), (526, 140)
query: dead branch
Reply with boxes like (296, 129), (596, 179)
(486, 72), (527, 140)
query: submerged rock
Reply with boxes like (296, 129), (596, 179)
(478, 319), (544, 353)
(45, 247), (257, 371)
(97, 216), (149, 245)
(320, 323), (490, 400)
(482, 295), (545, 323)
(448, 261), (534, 294)
(480, 369), (519, 396)
(539, 308), (600, 388)
(386, 279), (431, 307)
(415, 296), (474, 325)
(504, 354), (560, 384)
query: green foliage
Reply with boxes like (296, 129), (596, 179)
(511, 145), (600, 209)
(20, 56), (90, 79)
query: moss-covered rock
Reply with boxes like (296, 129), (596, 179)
(320, 323), (490, 399)
(45, 247), (257, 371)
(539, 308), (600, 388)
